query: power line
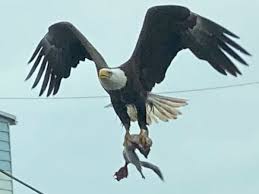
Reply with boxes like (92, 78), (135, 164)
(158, 81), (259, 94)
(0, 81), (258, 100)
(0, 169), (44, 194)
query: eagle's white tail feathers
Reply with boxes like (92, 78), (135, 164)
(127, 93), (187, 125)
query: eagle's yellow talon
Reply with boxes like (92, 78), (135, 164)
(139, 129), (149, 147)
(123, 130), (131, 147)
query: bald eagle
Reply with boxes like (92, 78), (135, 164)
(26, 5), (250, 146)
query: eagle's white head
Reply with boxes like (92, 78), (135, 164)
(98, 68), (127, 91)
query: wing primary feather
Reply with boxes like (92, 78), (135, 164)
(39, 63), (51, 96)
(209, 47), (241, 76)
(218, 48), (242, 76)
(28, 40), (43, 64)
(210, 63), (228, 75)
(218, 38), (249, 66)
(32, 57), (48, 89)
(25, 49), (44, 81)
(47, 74), (56, 97)
(53, 78), (62, 95)
(200, 16), (239, 38)
(221, 34), (251, 56)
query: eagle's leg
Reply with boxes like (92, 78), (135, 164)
(124, 129), (131, 146)
(111, 98), (131, 146)
(139, 128), (149, 147)
(136, 100), (149, 147)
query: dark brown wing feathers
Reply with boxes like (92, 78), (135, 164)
(128, 5), (250, 91)
(129, 6), (191, 91)
(27, 22), (107, 96)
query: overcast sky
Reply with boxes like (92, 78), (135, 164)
(0, 0), (258, 194)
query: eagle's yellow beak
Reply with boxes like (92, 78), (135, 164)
(99, 69), (112, 79)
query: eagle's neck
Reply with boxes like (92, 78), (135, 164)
(99, 68), (127, 91)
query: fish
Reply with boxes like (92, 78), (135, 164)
(114, 134), (164, 181)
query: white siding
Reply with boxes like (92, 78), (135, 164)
(0, 162), (11, 172)
(0, 180), (12, 189)
(0, 151), (11, 161)
(0, 120), (13, 194)
(0, 132), (9, 141)
(0, 142), (10, 152)
(0, 191), (12, 194)
(0, 122), (8, 132)
(0, 171), (13, 192)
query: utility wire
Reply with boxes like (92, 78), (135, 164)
(158, 81), (259, 95)
(0, 169), (45, 194)
(0, 81), (258, 100)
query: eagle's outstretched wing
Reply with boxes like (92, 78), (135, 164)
(128, 5), (251, 91)
(26, 22), (107, 96)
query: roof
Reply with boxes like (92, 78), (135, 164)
(0, 111), (17, 125)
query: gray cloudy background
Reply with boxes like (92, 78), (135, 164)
(0, 0), (259, 194)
